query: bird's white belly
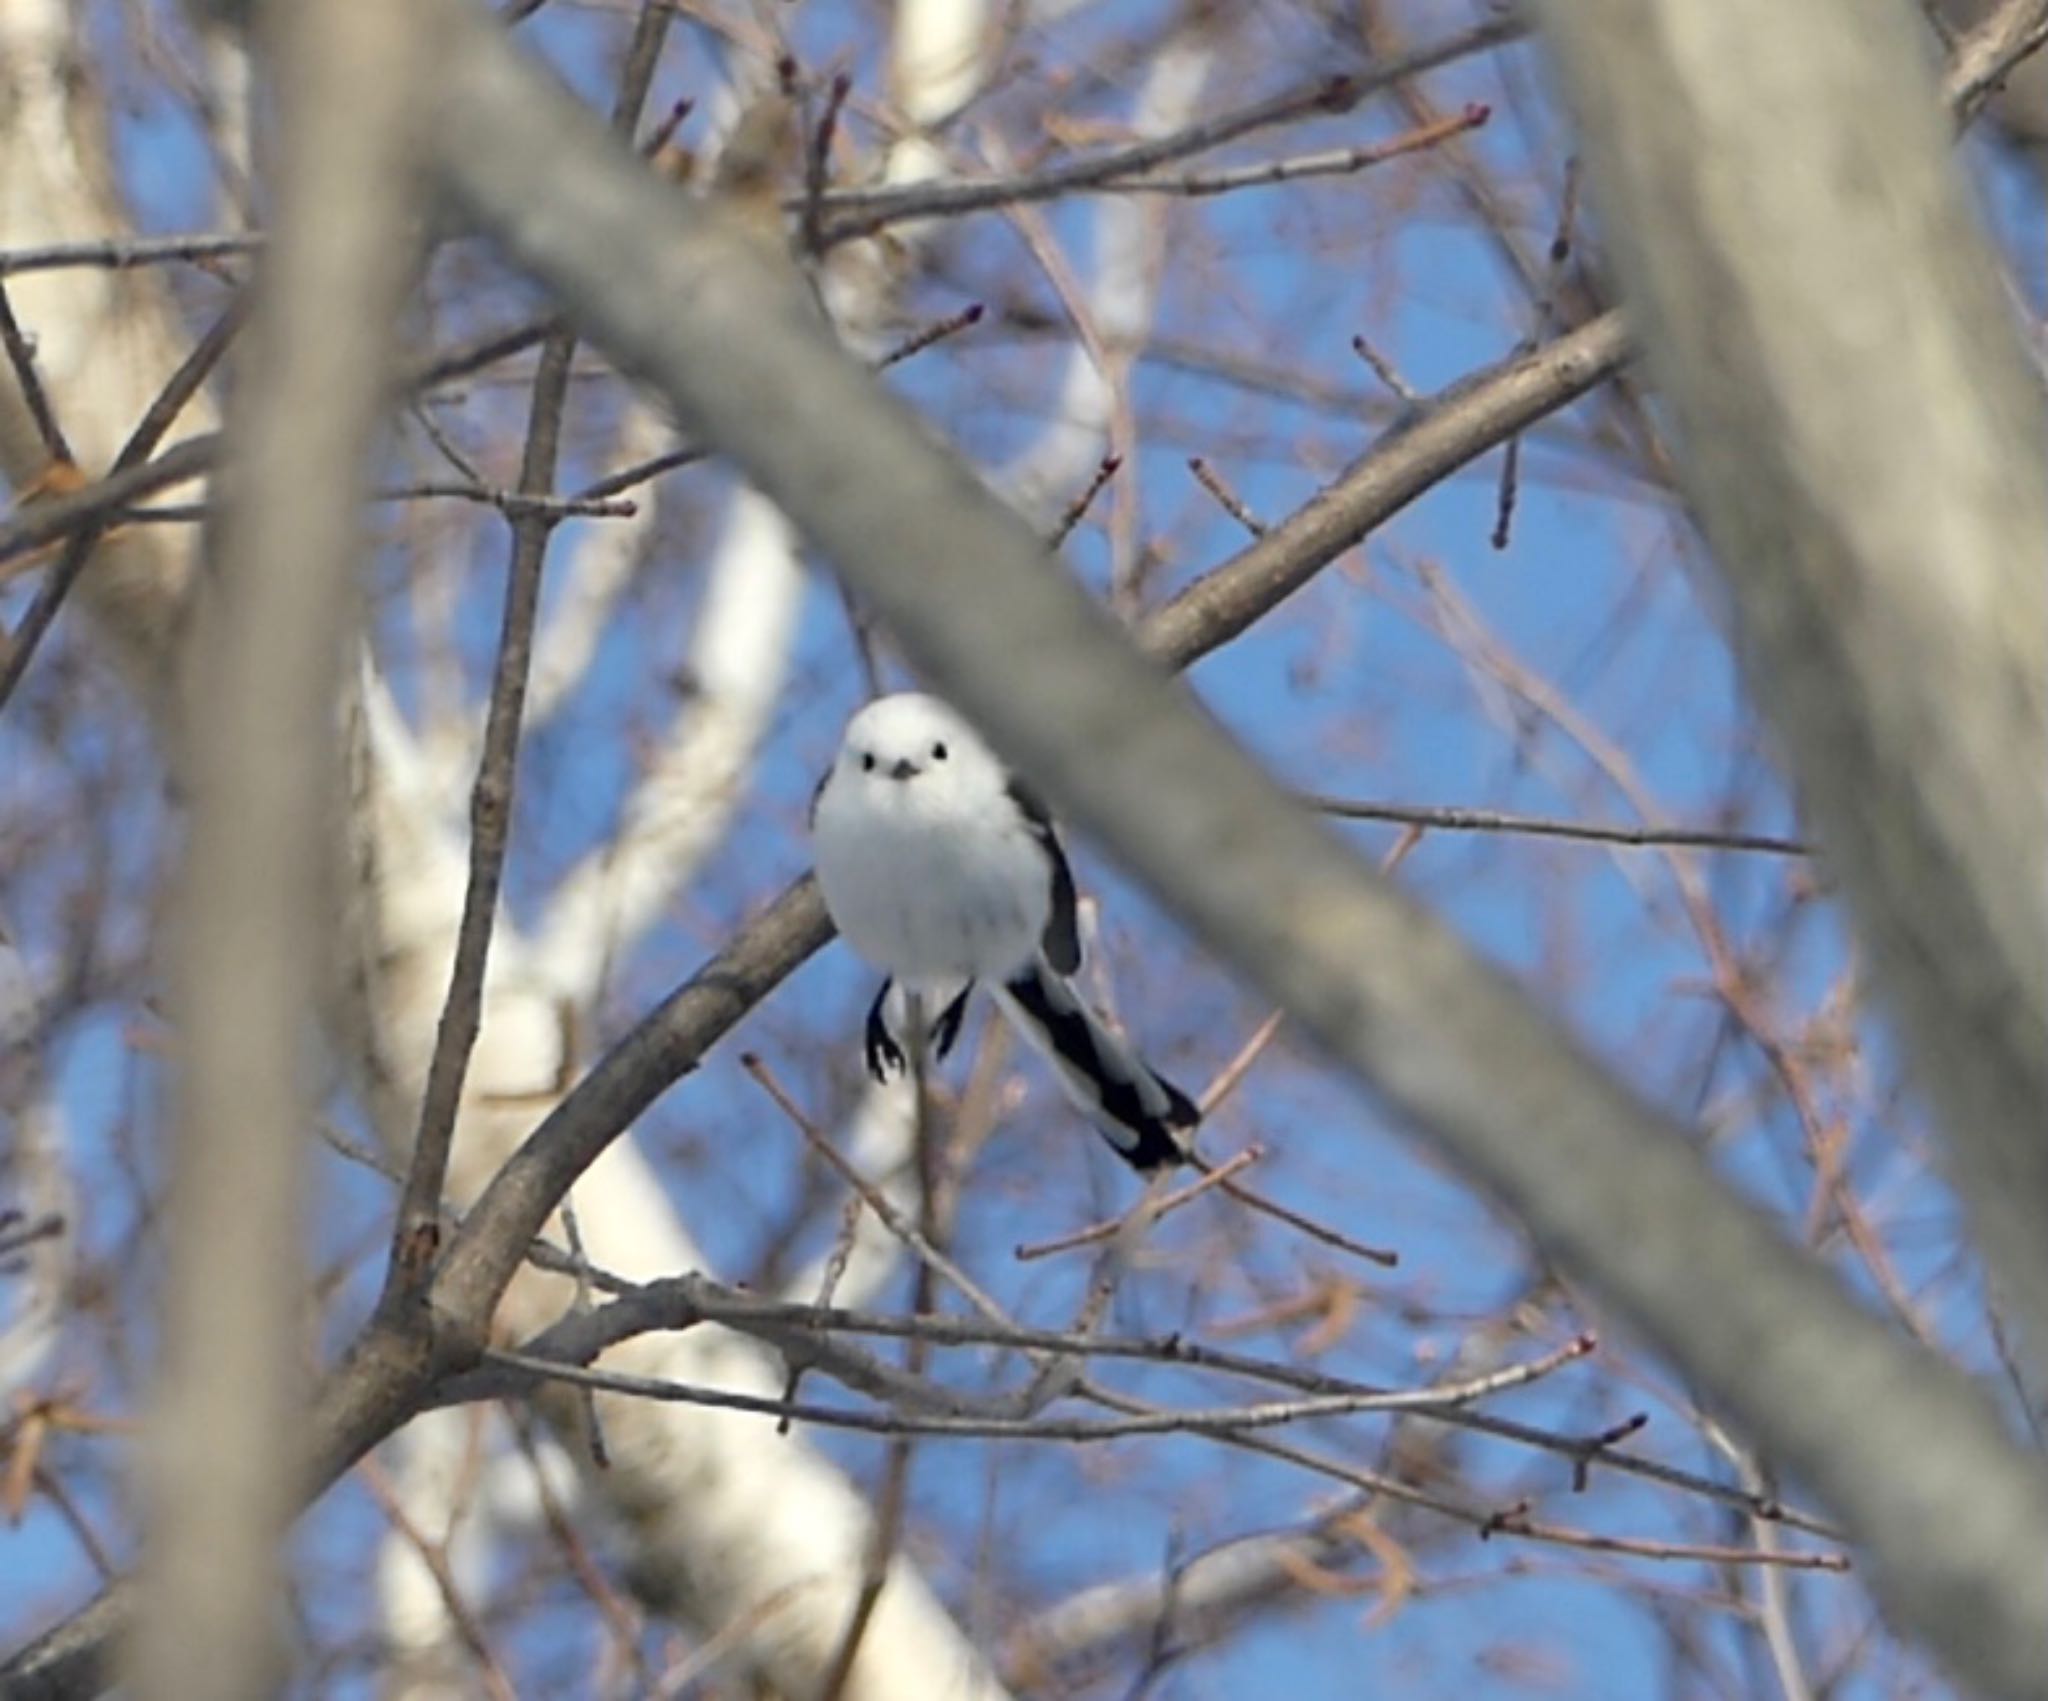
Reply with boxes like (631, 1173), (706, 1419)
(819, 799), (1048, 983)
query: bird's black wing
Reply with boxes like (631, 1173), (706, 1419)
(1005, 774), (1081, 974)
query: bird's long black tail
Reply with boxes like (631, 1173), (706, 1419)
(996, 960), (1198, 1172)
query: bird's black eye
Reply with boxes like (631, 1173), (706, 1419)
(860, 752), (877, 773)
(931, 741), (949, 762)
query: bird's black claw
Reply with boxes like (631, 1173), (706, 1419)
(864, 983), (907, 1082)
(930, 982), (974, 1061)
(865, 1029), (907, 1082)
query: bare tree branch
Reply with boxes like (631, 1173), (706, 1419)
(1301, 795), (1809, 856)
(812, 10), (1528, 243)
(1941, 0), (2048, 123)
(0, 233), (263, 277)
(1138, 311), (1631, 667)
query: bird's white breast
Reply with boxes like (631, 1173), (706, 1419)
(815, 776), (1050, 985)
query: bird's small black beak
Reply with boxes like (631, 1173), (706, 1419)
(887, 758), (920, 782)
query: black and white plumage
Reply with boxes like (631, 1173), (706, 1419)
(811, 693), (1198, 1171)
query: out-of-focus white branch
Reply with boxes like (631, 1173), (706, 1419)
(375, 1408), (496, 1701)
(530, 485), (804, 999)
(0, 930), (67, 1406)
(884, 0), (990, 189)
(2, 0), (1001, 1692)
(536, 1132), (1016, 1700)
(0, 1088), (70, 1404)
(995, 26), (1215, 528)
(1005, 1499), (1376, 1682)
(198, 21), (255, 225)
(524, 402), (671, 731)
(346, 671), (572, 1149)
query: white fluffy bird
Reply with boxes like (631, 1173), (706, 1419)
(812, 693), (1198, 1171)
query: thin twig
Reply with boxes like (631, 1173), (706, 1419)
(1478, 1504), (1849, 1572)
(1199, 1011), (1287, 1119)
(1100, 104), (1488, 198)
(1050, 455), (1121, 547)
(355, 1454), (522, 1701)
(0, 1212), (65, 1262)
(0, 310), (558, 583)
(1495, 155), (1582, 551)
(801, 71), (853, 258)
(1201, 1161), (1399, 1268)
(780, 1193), (866, 1434)
(874, 302), (984, 371)
(30, 1466), (118, 1582)
(409, 314), (561, 393)
(385, 334), (574, 1286)
(556, 1190), (612, 1469)
(815, 1392), (913, 1701)
(0, 280), (75, 468)
(1489, 431), (1521, 550)
(318, 1119), (642, 1295)
(1350, 332), (1421, 406)
(640, 98), (692, 158)
(1187, 457), (1264, 537)
(375, 481), (637, 519)
(1015, 1148), (1259, 1261)
(0, 232), (263, 278)
(480, 1333), (1596, 1441)
(571, 442), (707, 504)
(813, 14), (1527, 243)
(0, 436), (216, 578)
(1303, 793), (1810, 856)
(433, 1267), (1834, 1537)
(738, 1052), (1017, 1330)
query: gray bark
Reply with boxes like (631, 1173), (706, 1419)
(129, 5), (435, 1699)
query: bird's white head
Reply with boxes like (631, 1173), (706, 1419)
(831, 692), (1007, 809)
